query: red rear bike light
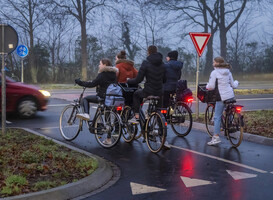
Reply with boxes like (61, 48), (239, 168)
(116, 106), (123, 111)
(186, 97), (194, 103)
(235, 106), (242, 113)
(161, 109), (167, 114)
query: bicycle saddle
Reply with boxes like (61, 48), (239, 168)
(146, 95), (160, 100)
(224, 98), (236, 104)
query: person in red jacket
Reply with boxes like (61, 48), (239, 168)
(115, 50), (138, 83)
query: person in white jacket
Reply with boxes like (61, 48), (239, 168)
(206, 57), (239, 145)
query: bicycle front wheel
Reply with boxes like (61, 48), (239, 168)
(94, 110), (122, 148)
(59, 105), (82, 141)
(170, 102), (192, 137)
(205, 103), (215, 137)
(145, 112), (166, 153)
(225, 111), (244, 147)
(120, 106), (138, 143)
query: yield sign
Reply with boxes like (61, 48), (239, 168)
(189, 32), (211, 57)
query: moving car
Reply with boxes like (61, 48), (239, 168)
(0, 74), (51, 118)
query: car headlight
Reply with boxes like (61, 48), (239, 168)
(39, 90), (51, 97)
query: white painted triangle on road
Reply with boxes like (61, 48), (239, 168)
(130, 182), (166, 195)
(180, 176), (216, 188)
(226, 170), (257, 180)
(195, 36), (207, 50)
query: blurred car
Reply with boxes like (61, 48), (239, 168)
(0, 74), (51, 118)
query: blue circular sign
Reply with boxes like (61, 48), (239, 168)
(16, 45), (28, 58)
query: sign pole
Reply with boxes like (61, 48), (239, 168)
(195, 54), (200, 119)
(1, 25), (6, 134)
(21, 59), (24, 83)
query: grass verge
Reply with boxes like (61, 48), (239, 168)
(193, 110), (273, 138)
(0, 129), (98, 198)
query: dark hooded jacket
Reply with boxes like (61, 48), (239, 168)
(163, 60), (183, 91)
(127, 52), (166, 95)
(76, 66), (117, 98)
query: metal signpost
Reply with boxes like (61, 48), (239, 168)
(0, 24), (18, 134)
(189, 32), (211, 119)
(16, 44), (28, 83)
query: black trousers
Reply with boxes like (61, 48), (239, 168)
(82, 95), (99, 114)
(163, 90), (175, 108)
(132, 89), (162, 114)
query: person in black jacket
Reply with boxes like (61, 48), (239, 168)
(75, 58), (117, 121)
(127, 45), (166, 123)
(163, 50), (183, 108)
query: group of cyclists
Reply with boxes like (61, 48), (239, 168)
(74, 45), (239, 147)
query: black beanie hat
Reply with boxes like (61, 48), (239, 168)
(167, 51), (178, 60)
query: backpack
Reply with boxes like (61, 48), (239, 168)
(176, 80), (192, 102)
(104, 83), (125, 107)
(176, 80), (188, 93)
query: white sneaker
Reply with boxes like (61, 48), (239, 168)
(128, 116), (139, 124)
(76, 113), (90, 121)
(103, 138), (112, 145)
(207, 135), (221, 146)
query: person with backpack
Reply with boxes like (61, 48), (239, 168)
(127, 45), (166, 124)
(115, 50), (138, 83)
(75, 58), (118, 121)
(163, 50), (183, 108)
(206, 57), (239, 145)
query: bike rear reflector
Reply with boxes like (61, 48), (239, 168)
(165, 122), (168, 126)
(187, 97), (194, 103)
(161, 109), (167, 114)
(235, 106), (242, 113)
(116, 106), (123, 111)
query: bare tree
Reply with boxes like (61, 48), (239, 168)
(1, 0), (46, 83)
(52, 0), (105, 80)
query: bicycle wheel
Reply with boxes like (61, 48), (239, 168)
(205, 103), (215, 137)
(145, 112), (166, 153)
(59, 105), (82, 141)
(120, 106), (138, 143)
(170, 102), (192, 137)
(225, 111), (244, 147)
(94, 110), (122, 148)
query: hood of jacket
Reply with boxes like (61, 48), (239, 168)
(116, 59), (135, 71)
(147, 52), (163, 66)
(98, 65), (118, 74)
(214, 67), (230, 76)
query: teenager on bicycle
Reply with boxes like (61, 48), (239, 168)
(75, 58), (118, 121)
(206, 57), (239, 145)
(163, 50), (183, 108)
(115, 50), (138, 83)
(127, 45), (166, 124)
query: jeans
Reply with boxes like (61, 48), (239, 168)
(82, 95), (99, 114)
(214, 101), (224, 135)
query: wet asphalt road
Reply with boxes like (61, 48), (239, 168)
(6, 96), (273, 200)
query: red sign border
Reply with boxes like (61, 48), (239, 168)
(189, 32), (211, 57)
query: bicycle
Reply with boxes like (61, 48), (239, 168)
(59, 87), (122, 148)
(198, 84), (244, 147)
(163, 91), (193, 137)
(121, 94), (167, 153)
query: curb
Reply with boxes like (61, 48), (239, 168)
(192, 122), (273, 146)
(2, 128), (119, 200)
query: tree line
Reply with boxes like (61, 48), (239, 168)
(0, 0), (272, 84)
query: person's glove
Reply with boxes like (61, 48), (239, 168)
(75, 78), (82, 86)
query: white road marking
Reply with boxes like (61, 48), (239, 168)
(171, 145), (267, 173)
(271, 172), (273, 174)
(226, 170), (257, 180)
(48, 104), (68, 107)
(130, 182), (166, 195)
(6, 120), (12, 124)
(192, 97), (273, 103)
(181, 176), (216, 188)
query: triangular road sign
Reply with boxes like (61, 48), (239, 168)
(189, 32), (211, 57)
(130, 182), (166, 195)
(226, 170), (257, 180)
(181, 176), (216, 188)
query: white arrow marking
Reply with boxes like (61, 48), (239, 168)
(226, 170), (257, 180)
(180, 176), (216, 188)
(130, 182), (166, 195)
(271, 172), (273, 174)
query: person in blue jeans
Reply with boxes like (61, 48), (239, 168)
(206, 57), (239, 145)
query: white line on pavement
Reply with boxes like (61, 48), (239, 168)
(171, 145), (268, 173)
(48, 104), (68, 107)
